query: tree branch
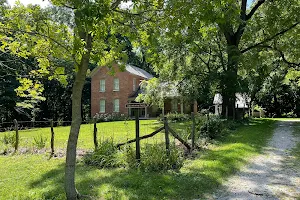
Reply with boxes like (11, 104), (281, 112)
(246, 0), (266, 20)
(241, 22), (299, 53)
(241, 0), (247, 21)
(256, 45), (300, 67)
(111, 0), (122, 10)
(0, 27), (80, 67)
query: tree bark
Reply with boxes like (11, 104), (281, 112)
(221, 44), (240, 119)
(65, 31), (92, 199)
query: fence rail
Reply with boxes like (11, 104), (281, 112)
(0, 115), (200, 159)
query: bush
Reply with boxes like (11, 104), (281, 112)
(282, 111), (297, 118)
(93, 113), (128, 122)
(84, 140), (184, 172)
(1, 133), (16, 147)
(83, 139), (125, 168)
(200, 116), (225, 139)
(125, 144), (184, 172)
(33, 135), (47, 149)
(159, 113), (191, 122)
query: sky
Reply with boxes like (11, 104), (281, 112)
(7, 0), (50, 7)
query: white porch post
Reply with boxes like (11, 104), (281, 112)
(145, 106), (148, 118)
(180, 98), (184, 114)
(215, 105), (218, 115)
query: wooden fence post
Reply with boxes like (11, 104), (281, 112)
(13, 119), (19, 152)
(164, 117), (170, 157)
(50, 119), (55, 156)
(93, 118), (98, 150)
(191, 113), (195, 150)
(135, 109), (141, 162)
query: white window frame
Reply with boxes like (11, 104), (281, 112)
(99, 79), (105, 92)
(113, 78), (119, 91)
(100, 99), (105, 113)
(133, 78), (136, 91)
(113, 99), (120, 112)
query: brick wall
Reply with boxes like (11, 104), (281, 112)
(91, 65), (145, 117)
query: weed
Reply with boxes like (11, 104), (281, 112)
(1, 133), (16, 147)
(33, 135), (47, 149)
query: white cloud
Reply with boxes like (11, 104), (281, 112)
(7, 0), (50, 8)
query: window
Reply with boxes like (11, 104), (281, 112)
(100, 100), (105, 113)
(133, 78), (136, 91)
(113, 99), (120, 112)
(113, 78), (119, 91)
(99, 79), (105, 92)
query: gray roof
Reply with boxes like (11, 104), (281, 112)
(125, 64), (153, 79)
(213, 93), (250, 108)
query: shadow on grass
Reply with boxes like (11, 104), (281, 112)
(29, 119), (275, 200)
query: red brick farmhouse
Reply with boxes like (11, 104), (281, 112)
(91, 64), (198, 118)
(91, 64), (154, 118)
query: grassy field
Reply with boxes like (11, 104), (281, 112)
(0, 119), (276, 199)
(0, 120), (169, 150)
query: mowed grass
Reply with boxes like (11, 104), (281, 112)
(0, 119), (276, 199)
(291, 123), (300, 171)
(0, 120), (166, 150)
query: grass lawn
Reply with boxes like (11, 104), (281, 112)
(0, 120), (166, 150)
(0, 119), (276, 200)
(0, 119), (193, 151)
(291, 123), (300, 173)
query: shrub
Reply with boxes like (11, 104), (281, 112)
(83, 139), (125, 168)
(1, 133), (16, 147)
(200, 116), (225, 139)
(33, 135), (47, 149)
(125, 144), (184, 172)
(282, 111), (297, 118)
(93, 113), (128, 122)
(84, 140), (184, 172)
(159, 113), (191, 122)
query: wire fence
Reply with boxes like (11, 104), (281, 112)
(0, 119), (172, 154)
(0, 120), (91, 132)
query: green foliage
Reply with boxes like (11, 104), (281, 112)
(282, 111), (297, 118)
(159, 113), (191, 122)
(199, 116), (248, 140)
(93, 113), (128, 122)
(84, 140), (184, 172)
(1, 133), (16, 147)
(136, 78), (165, 108)
(83, 139), (125, 168)
(125, 144), (184, 172)
(200, 116), (225, 139)
(33, 135), (47, 149)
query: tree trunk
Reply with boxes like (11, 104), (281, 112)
(65, 32), (92, 199)
(221, 44), (240, 119)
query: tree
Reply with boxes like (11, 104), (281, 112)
(142, 0), (299, 118)
(0, 0), (158, 198)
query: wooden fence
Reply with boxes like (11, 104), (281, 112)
(1, 114), (202, 159)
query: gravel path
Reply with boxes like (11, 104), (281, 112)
(214, 121), (300, 200)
